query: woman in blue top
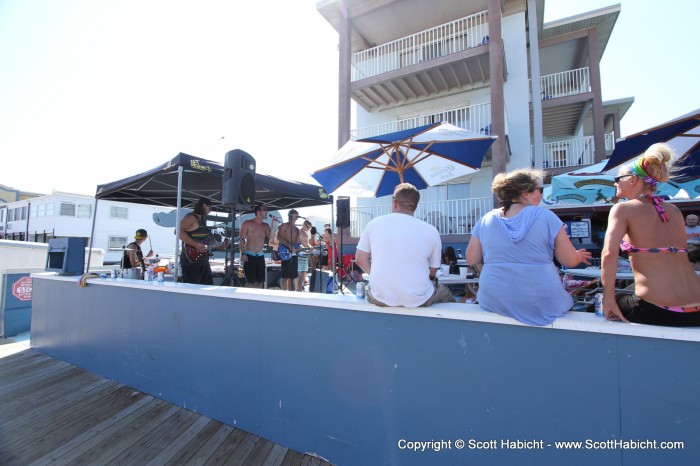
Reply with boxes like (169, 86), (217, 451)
(466, 169), (591, 326)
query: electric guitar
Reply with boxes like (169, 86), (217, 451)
(183, 239), (226, 263)
(277, 243), (315, 260)
(184, 243), (208, 262)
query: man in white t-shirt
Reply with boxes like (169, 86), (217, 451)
(686, 214), (700, 245)
(355, 183), (455, 307)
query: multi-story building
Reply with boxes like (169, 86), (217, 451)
(317, 0), (632, 237)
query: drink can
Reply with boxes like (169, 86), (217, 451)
(594, 293), (604, 316)
(157, 271), (164, 283)
(356, 282), (365, 298)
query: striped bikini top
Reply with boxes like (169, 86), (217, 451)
(619, 195), (687, 254)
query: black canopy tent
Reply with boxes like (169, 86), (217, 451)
(88, 152), (331, 275)
(95, 152), (330, 210)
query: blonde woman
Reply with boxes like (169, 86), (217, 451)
(601, 143), (700, 326)
(466, 168), (591, 325)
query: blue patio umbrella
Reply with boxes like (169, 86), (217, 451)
(311, 122), (496, 197)
(602, 108), (700, 182)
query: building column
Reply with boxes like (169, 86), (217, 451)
(588, 28), (606, 163)
(488, 0), (506, 207)
(338, 2), (352, 148)
(527, 0), (544, 170)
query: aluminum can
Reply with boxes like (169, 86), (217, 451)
(157, 271), (164, 283)
(594, 293), (604, 316)
(356, 282), (365, 298)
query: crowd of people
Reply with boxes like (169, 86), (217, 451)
(126, 141), (698, 329)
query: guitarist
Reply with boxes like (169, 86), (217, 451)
(179, 197), (214, 284)
(239, 204), (278, 288)
(277, 209), (301, 291)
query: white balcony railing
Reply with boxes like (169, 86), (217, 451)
(350, 102), (492, 140)
(540, 67), (590, 100)
(605, 132), (616, 151)
(531, 136), (596, 169)
(351, 10), (489, 82)
(349, 197), (492, 237)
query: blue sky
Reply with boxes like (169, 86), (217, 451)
(0, 0), (697, 196)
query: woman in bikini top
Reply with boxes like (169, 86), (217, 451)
(601, 143), (700, 325)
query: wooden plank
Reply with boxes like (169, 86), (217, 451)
(106, 406), (202, 465)
(0, 377), (112, 435)
(262, 444), (290, 466)
(67, 399), (183, 465)
(0, 351), (336, 466)
(144, 414), (212, 465)
(178, 422), (236, 466)
(223, 432), (261, 465)
(202, 428), (248, 466)
(2, 385), (142, 463)
(163, 418), (225, 464)
(243, 438), (275, 466)
(26, 394), (157, 466)
(1, 368), (104, 422)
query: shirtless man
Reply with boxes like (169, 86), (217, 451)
(295, 220), (313, 292)
(277, 209), (301, 291)
(239, 204), (278, 288)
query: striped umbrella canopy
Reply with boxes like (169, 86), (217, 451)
(602, 108), (700, 182)
(311, 122), (496, 197)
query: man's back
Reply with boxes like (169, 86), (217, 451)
(358, 213), (441, 307)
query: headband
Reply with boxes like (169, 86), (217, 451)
(628, 159), (658, 186)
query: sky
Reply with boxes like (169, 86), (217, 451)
(0, 0), (698, 198)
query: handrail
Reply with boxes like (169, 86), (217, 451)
(351, 11), (489, 81)
(350, 103), (491, 140)
(349, 197), (492, 236)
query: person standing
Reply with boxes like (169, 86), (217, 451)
(179, 197), (214, 285)
(277, 209), (301, 291)
(466, 169), (591, 326)
(239, 204), (278, 288)
(686, 214), (700, 245)
(122, 229), (153, 271)
(295, 220), (313, 292)
(355, 183), (455, 307)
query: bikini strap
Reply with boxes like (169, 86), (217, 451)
(643, 194), (669, 223)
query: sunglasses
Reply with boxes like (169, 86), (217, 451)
(614, 174), (634, 183)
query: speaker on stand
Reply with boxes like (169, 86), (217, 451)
(223, 149), (256, 287)
(335, 196), (351, 293)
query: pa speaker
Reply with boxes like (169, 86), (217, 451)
(336, 196), (350, 228)
(223, 149), (256, 210)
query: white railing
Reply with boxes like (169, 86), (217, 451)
(539, 67), (590, 100)
(531, 136), (595, 169)
(351, 11), (489, 82)
(349, 197), (492, 237)
(605, 132), (615, 151)
(350, 102), (491, 140)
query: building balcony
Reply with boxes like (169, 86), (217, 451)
(349, 196), (492, 237)
(530, 67), (594, 138)
(350, 10), (491, 110)
(531, 132), (614, 171)
(350, 102), (491, 140)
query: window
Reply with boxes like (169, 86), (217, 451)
(30, 205), (37, 217)
(14, 208), (21, 221)
(0, 209), (4, 222)
(77, 204), (92, 219)
(20, 206), (27, 220)
(60, 202), (76, 217)
(37, 204), (46, 217)
(46, 203), (54, 216)
(108, 235), (128, 251)
(110, 206), (128, 219)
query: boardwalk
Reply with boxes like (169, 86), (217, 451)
(0, 344), (333, 466)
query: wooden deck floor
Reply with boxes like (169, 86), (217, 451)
(0, 344), (333, 466)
